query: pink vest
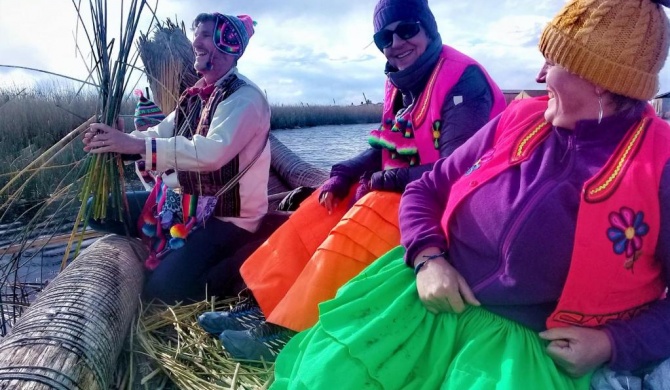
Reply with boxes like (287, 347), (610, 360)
(369, 45), (505, 170)
(441, 97), (670, 329)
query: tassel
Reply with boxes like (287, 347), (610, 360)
(145, 254), (160, 270)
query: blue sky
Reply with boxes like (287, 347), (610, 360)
(0, 0), (668, 105)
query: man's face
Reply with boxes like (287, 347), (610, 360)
(192, 21), (234, 78)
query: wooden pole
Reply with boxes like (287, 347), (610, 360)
(0, 235), (146, 390)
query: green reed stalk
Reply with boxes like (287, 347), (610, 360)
(61, 0), (155, 265)
(72, 0), (149, 217)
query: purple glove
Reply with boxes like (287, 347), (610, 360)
(351, 172), (373, 205)
(320, 175), (350, 201)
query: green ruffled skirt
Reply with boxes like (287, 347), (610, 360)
(271, 246), (592, 390)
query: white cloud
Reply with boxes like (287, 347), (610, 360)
(1, 0), (669, 105)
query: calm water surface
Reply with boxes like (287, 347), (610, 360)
(272, 123), (376, 170)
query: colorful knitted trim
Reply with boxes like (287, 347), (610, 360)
(134, 89), (165, 130)
(140, 177), (217, 270)
(212, 14), (256, 58)
(369, 114), (419, 167)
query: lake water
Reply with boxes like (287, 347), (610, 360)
(272, 123), (375, 170)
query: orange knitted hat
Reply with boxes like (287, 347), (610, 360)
(539, 0), (670, 100)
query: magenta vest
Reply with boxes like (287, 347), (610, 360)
(369, 45), (506, 170)
(441, 97), (670, 329)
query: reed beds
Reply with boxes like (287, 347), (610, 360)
(0, 86), (380, 215)
(270, 102), (381, 129)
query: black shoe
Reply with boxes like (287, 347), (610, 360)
(198, 302), (265, 335)
(219, 321), (296, 362)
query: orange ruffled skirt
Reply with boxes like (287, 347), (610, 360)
(240, 189), (401, 331)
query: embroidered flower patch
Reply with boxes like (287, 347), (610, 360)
(607, 206), (649, 270)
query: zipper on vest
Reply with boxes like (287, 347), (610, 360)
(472, 132), (577, 292)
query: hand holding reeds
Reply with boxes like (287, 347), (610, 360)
(83, 121), (144, 155)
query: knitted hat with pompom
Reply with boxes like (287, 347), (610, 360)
(539, 0), (670, 100)
(133, 89), (165, 131)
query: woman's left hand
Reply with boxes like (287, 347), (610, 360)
(83, 121), (144, 155)
(539, 326), (612, 377)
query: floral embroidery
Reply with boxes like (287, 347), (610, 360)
(607, 207), (649, 270)
(432, 120), (441, 149)
(465, 149), (494, 176)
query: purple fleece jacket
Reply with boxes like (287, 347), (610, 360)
(399, 107), (670, 371)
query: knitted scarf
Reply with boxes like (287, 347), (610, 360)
(386, 35), (443, 107)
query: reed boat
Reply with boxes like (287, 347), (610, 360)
(0, 134), (328, 389)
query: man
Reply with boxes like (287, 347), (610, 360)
(82, 12), (271, 304)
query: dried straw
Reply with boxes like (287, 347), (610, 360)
(138, 19), (199, 113)
(132, 300), (274, 389)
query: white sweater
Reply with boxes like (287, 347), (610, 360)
(132, 68), (271, 233)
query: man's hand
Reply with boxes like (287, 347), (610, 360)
(83, 120), (144, 155)
(415, 249), (480, 314)
(319, 191), (340, 214)
(539, 326), (612, 377)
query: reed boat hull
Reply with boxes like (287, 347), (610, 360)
(0, 235), (146, 390)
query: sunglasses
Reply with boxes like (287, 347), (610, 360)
(373, 21), (421, 50)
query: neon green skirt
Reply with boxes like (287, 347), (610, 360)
(272, 246), (592, 390)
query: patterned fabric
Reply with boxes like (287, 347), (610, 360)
(140, 176), (217, 270)
(369, 45), (506, 170)
(440, 97), (670, 329)
(133, 89), (165, 186)
(212, 13), (255, 58)
(173, 75), (248, 218)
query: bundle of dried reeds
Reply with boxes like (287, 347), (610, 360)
(138, 18), (199, 114)
(133, 299), (274, 389)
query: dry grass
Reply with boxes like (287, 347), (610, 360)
(138, 18), (199, 114)
(124, 299), (274, 390)
(270, 103), (381, 130)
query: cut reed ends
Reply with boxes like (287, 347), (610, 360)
(131, 300), (274, 389)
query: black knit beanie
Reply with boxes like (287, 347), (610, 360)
(373, 0), (439, 39)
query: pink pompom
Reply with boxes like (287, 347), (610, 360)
(145, 254), (160, 270)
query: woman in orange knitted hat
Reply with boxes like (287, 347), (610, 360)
(271, 0), (670, 389)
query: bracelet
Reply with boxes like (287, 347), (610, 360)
(150, 138), (157, 171)
(413, 252), (447, 275)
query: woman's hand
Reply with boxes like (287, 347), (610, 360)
(415, 249), (480, 314)
(83, 120), (144, 155)
(539, 326), (612, 377)
(319, 191), (339, 214)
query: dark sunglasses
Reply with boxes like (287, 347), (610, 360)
(373, 21), (422, 50)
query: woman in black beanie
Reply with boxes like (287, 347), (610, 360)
(206, 0), (506, 362)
